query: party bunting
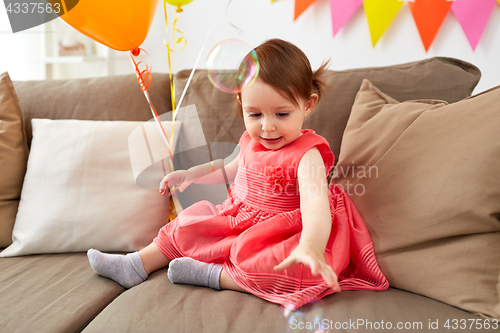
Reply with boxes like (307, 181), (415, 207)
(452, 0), (496, 51)
(286, 0), (499, 51)
(329, 0), (363, 36)
(294, 0), (317, 20)
(408, 0), (453, 51)
(364, 0), (403, 46)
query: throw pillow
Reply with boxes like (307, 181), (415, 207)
(0, 72), (29, 248)
(333, 79), (500, 319)
(0, 119), (181, 257)
(174, 57), (481, 165)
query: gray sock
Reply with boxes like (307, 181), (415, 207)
(87, 249), (148, 288)
(167, 257), (223, 291)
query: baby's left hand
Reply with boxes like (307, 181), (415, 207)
(274, 244), (341, 292)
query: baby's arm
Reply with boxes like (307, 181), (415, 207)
(297, 147), (331, 252)
(160, 149), (240, 194)
(187, 151), (240, 186)
(274, 147), (340, 290)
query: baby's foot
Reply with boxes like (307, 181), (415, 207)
(87, 249), (148, 288)
(167, 257), (223, 290)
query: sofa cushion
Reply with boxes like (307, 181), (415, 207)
(81, 268), (492, 333)
(333, 80), (500, 319)
(174, 57), (480, 167)
(0, 72), (29, 248)
(13, 73), (172, 148)
(0, 252), (123, 333)
(0, 119), (177, 257)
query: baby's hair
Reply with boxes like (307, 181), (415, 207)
(236, 38), (330, 118)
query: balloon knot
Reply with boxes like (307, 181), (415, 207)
(175, 5), (183, 12)
(131, 48), (141, 57)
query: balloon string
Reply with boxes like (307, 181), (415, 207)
(164, 0), (175, 115)
(130, 48), (182, 222)
(163, 0), (186, 159)
(129, 48), (175, 176)
(163, 1), (187, 220)
(163, 3), (187, 112)
(226, 0), (244, 36)
(130, 49), (152, 91)
(175, 0), (226, 118)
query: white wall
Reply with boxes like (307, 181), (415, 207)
(0, 7), (44, 80)
(138, 0), (500, 94)
(1, 0), (499, 94)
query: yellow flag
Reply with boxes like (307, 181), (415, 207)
(364, 0), (403, 46)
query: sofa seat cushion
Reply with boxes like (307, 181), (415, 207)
(82, 268), (491, 333)
(0, 253), (123, 333)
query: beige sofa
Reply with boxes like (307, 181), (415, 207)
(1, 57), (499, 332)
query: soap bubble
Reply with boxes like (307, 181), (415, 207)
(206, 39), (259, 93)
(282, 299), (330, 333)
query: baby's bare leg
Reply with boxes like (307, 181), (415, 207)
(219, 269), (247, 293)
(139, 242), (171, 275)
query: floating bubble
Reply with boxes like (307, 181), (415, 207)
(206, 39), (259, 93)
(282, 299), (330, 333)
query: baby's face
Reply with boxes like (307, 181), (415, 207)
(239, 80), (315, 150)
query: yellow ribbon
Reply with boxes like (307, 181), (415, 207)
(163, 0), (188, 221)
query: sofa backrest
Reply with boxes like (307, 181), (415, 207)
(13, 57), (480, 163)
(174, 57), (480, 167)
(13, 73), (173, 148)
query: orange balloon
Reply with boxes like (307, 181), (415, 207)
(58, 0), (160, 51)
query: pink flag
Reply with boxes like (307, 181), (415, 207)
(329, 0), (364, 36)
(451, 0), (497, 51)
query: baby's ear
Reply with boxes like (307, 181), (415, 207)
(305, 94), (319, 116)
(309, 93), (319, 104)
(237, 95), (242, 105)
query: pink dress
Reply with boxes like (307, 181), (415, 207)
(154, 129), (388, 310)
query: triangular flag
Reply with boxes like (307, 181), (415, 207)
(452, 0), (496, 51)
(364, 0), (404, 46)
(329, 0), (364, 36)
(294, 0), (317, 20)
(409, 0), (453, 51)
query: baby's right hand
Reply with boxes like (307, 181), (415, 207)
(159, 170), (192, 195)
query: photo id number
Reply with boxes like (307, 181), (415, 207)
(6, 2), (61, 14)
(444, 318), (499, 330)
